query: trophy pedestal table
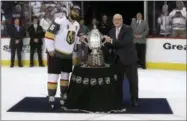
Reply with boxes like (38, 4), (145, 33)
(64, 64), (124, 112)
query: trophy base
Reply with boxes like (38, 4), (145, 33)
(86, 51), (105, 67)
(81, 63), (110, 68)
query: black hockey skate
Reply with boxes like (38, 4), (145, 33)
(48, 96), (55, 109)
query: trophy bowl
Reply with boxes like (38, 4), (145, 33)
(88, 29), (102, 49)
(81, 26), (105, 67)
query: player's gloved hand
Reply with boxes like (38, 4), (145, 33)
(48, 51), (55, 56)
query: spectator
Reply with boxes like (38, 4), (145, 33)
(1, 15), (8, 37)
(99, 15), (111, 35)
(62, 5), (68, 17)
(131, 13), (149, 69)
(8, 18), (25, 67)
(99, 15), (112, 63)
(1, 20), (5, 35)
(1, 1), (4, 20)
(40, 13), (52, 32)
(169, 1), (186, 38)
(78, 19), (90, 35)
(43, 1), (56, 8)
(40, 3), (46, 19)
(88, 18), (99, 30)
(30, 1), (42, 17)
(62, 1), (73, 15)
(12, 3), (25, 27)
(52, 4), (64, 19)
(12, 4), (23, 19)
(28, 17), (44, 67)
(23, 2), (31, 36)
(1, 1), (15, 21)
(77, 19), (90, 63)
(46, 5), (54, 16)
(157, 3), (171, 37)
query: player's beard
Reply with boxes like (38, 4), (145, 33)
(69, 11), (80, 21)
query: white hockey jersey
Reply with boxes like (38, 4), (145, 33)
(45, 16), (80, 56)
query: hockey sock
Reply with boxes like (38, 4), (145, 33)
(60, 72), (69, 94)
(60, 79), (69, 96)
(60, 79), (69, 106)
(48, 82), (57, 96)
(60, 72), (69, 104)
(47, 74), (59, 97)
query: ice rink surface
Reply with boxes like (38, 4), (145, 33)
(1, 67), (186, 120)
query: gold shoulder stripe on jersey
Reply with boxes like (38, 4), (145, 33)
(45, 31), (56, 40)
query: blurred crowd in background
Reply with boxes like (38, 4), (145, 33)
(1, 1), (187, 38)
(1, 1), (74, 37)
(152, 1), (186, 38)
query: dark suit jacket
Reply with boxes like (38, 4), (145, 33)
(28, 24), (44, 45)
(107, 24), (138, 65)
(8, 25), (25, 47)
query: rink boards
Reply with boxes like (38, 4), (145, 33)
(1, 38), (80, 66)
(146, 38), (186, 71)
(1, 37), (186, 71)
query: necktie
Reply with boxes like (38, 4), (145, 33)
(137, 20), (140, 27)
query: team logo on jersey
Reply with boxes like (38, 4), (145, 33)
(66, 31), (75, 45)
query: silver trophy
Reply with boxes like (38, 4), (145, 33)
(81, 26), (106, 67)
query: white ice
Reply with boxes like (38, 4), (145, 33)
(1, 67), (186, 120)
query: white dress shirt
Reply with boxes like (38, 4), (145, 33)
(137, 20), (141, 27)
(137, 20), (141, 24)
(116, 26), (122, 39)
(34, 24), (37, 32)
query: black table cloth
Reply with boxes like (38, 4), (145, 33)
(64, 64), (124, 112)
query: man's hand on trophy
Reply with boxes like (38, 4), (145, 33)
(79, 35), (88, 45)
(104, 36), (112, 43)
(102, 35), (108, 40)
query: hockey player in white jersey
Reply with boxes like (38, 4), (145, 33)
(44, 5), (80, 109)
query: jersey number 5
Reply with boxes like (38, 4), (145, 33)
(49, 24), (55, 31)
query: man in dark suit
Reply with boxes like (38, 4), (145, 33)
(8, 18), (25, 67)
(104, 14), (139, 106)
(28, 16), (44, 67)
